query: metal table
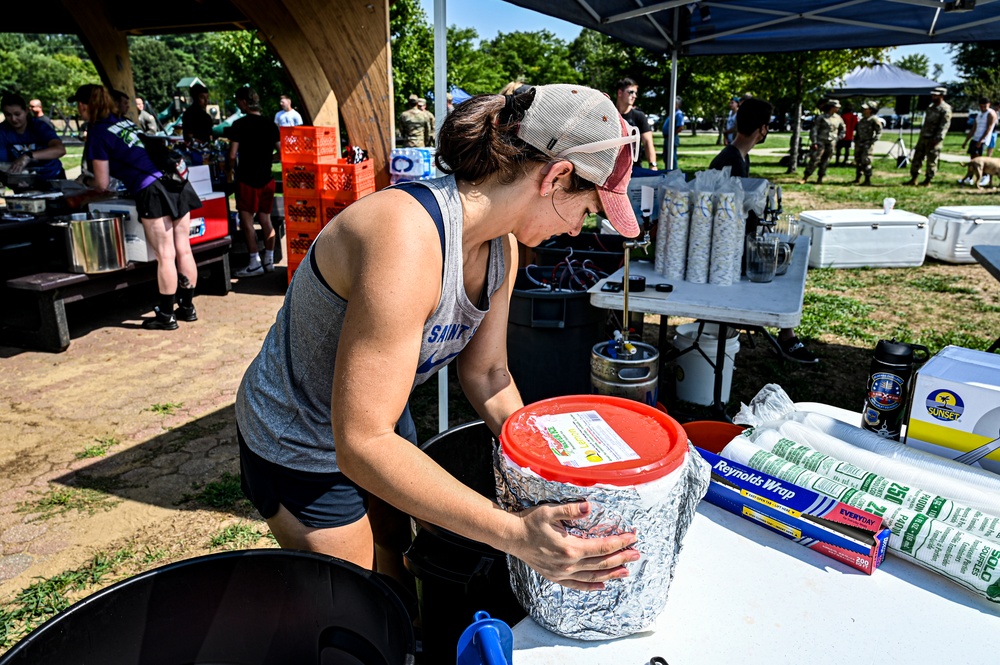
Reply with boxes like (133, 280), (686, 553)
(512, 402), (1000, 664)
(972, 245), (1000, 352)
(588, 237), (810, 416)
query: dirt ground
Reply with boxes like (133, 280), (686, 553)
(0, 271), (288, 614)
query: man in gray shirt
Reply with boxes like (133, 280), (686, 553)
(135, 98), (159, 134)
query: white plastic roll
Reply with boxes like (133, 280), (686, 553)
(655, 195), (670, 274)
(685, 191), (713, 283)
(785, 411), (1000, 500)
(664, 191), (690, 280)
(709, 192), (739, 286)
(721, 438), (1000, 603)
(750, 429), (1000, 541)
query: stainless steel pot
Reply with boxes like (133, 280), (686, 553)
(50, 216), (127, 274)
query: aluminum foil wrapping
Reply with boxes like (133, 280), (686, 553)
(685, 191), (713, 283)
(709, 192), (741, 286)
(494, 443), (711, 640)
(664, 190), (690, 280)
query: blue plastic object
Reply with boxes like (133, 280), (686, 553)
(456, 611), (513, 665)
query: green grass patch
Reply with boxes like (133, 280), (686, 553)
(907, 274), (977, 294)
(208, 522), (265, 550)
(0, 548), (135, 647)
(797, 293), (881, 343)
(916, 329), (991, 353)
(185, 472), (246, 510)
(17, 485), (121, 521)
(146, 402), (184, 416)
(76, 435), (120, 459)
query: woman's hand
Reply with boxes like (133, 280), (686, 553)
(9, 155), (30, 174)
(505, 501), (640, 591)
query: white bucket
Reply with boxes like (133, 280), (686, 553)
(673, 322), (740, 406)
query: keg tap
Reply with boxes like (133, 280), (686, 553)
(761, 183), (782, 229)
(618, 186), (654, 357)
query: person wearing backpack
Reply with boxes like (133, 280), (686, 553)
(72, 84), (202, 330)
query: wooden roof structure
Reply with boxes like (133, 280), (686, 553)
(4, 0), (394, 185)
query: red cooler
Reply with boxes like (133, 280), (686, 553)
(190, 192), (228, 246)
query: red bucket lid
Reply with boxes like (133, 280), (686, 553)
(500, 395), (688, 487)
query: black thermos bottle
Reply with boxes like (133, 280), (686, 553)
(861, 340), (929, 440)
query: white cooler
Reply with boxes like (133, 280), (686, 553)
(799, 209), (928, 268)
(926, 205), (1000, 263)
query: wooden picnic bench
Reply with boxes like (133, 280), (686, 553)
(2, 235), (232, 353)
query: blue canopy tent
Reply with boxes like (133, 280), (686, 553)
(828, 63), (941, 98)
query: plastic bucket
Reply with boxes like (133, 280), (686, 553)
(507, 269), (605, 404)
(682, 420), (747, 454)
(403, 421), (525, 664)
(0, 550), (415, 665)
(497, 396), (699, 639)
(591, 340), (660, 406)
(673, 322), (740, 406)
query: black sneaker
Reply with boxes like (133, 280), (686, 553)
(779, 336), (819, 365)
(175, 304), (198, 322)
(142, 307), (178, 331)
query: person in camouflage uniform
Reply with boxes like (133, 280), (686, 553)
(801, 99), (846, 184)
(906, 87), (952, 186)
(852, 101), (883, 186)
(399, 94), (434, 147)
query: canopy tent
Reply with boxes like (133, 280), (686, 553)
(827, 64), (942, 97)
(450, 86), (472, 105)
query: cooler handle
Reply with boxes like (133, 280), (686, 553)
(929, 217), (948, 241)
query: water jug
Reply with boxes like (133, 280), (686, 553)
(861, 339), (930, 440)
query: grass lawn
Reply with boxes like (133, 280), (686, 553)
(409, 129), (1000, 439)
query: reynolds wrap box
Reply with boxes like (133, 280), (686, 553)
(698, 448), (890, 575)
(905, 345), (1000, 476)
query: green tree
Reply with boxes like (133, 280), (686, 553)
(390, 0), (434, 109)
(482, 30), (579, 86)
(895, 53), (930, 77)
(569, 30), (634, 95)
(743, 48), (888, 172)
(129, 37), (186, 113)
(0, 36), (97, 118)
(447, 27), (506, 95)
(208, 31), (295, 119)
(949, 42), (1000, 102)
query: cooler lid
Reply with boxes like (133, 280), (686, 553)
(199, 191), (226, 201)
(798, 209), (927, 227)
(500, 395), (687, 486)
(931, 205), (1000, 221)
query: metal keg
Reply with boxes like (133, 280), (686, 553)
(590, 340), (660, 407)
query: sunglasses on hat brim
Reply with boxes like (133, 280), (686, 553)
(555, 124), (641, 164)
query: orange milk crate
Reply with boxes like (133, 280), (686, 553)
(287, 228), (319, 261)
(280, 126), (339, 164)
(321, 197), (352, 225)
(287, 254), (305, 285)
(321, 160), (376, 202)
(284, 197), (324, 233)
(282, 162), (325, 199)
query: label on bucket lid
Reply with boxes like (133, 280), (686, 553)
(501, 395), (687, 486)
(534, 411), (640, 468)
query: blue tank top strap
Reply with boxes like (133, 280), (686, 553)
(394, 181), (446, 258)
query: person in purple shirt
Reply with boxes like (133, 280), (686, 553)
(0, 93), (66, 181)
(73, 84), (202, 331)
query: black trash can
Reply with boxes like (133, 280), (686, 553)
(0, 549), (415, 665)
(403, 421), (525, 664)
(533, 232), (624, 274)
(507, 269), (606, 404)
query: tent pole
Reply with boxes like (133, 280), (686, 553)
(667, 10), (678, 170)
(434, 0), (449, 433)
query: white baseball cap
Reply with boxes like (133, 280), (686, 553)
(516, 84), (641, 237)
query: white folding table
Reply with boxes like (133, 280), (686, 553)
(588, 237), (810, 417)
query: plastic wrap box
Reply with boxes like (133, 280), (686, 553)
(926, 206), (1000, 263)
(799, 209), (928, 268)
(698, 448), (891, 574)
(905, 345), (1000, 475)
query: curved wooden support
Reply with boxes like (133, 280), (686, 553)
(61, 0), (136, 121)
(233, 0), (393, 188)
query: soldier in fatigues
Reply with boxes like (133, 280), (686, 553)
(852, 101), (883, 186)
(906, 86), (952, 186)
(801, 99), (846, 184)
(399, 94), (434, 147)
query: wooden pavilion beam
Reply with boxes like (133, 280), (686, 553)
(233, 0), (393, 188)
(60, 0), (136, 121)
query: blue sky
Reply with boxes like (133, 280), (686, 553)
(418, 0), (960, 82)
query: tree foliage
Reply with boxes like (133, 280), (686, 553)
(208, 31), (296, 118)
(895, 53), (930, 77)
(390, 0), (434, 108)
(129, 37), (187, 112)
(447, 27), (507, 95)
(0, 34), (97, 117)
(482, 30), (579, 87)
(949, 42), (1000, 101)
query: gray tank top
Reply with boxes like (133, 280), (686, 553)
(235, 175), (506, 472)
